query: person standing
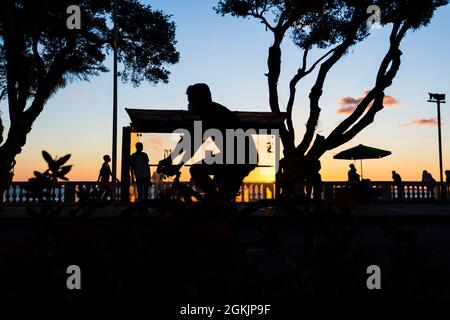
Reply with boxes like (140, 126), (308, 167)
(392, 170), (404, 201)
(131, 142), (151, 202)
(305, 158), (323, 201)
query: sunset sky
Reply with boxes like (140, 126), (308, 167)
(2, 0), (450, 182)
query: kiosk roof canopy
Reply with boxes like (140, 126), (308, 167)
(126, 108), (287, 133)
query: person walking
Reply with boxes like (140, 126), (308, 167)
(97, 155), (118, 204)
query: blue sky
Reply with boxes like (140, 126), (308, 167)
(4, 0), (450, 181)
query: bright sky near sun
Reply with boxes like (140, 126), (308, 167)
(2, 0), (450, 182)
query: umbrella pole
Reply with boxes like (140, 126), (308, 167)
(360, 159), (363, 179)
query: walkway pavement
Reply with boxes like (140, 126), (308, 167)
(1, 202), (450, 218)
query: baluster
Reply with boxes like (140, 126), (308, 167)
(246, 184), (251, 202)
(12, 185), (19, 204)
(261, 184), (266, 200)
(14, 185), (20, 204)
(149, 184), (154, 199)
(18, 186), (24, 204)
(55, 186), (60, 203)
(56, 186), (61, 203)
(6, 185), (12, 204)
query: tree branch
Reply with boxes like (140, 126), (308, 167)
(327, 23), (403, 144)
(295, 38), (354, 156)
(249, 7), (275, 32)
(307, 23), (405, 158)
(284, 46), (337, 148)
(24, 38), (76, 124)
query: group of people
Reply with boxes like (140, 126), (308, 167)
(97, 142), (151, 203)
(278, 156), (323, 202)
(347, 164), (450, 201)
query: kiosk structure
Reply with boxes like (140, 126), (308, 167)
(121, 108), (287, 203)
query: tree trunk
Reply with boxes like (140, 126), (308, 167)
(0, 115), (35, 206)
(267, 45), (281, 113)
(267, 43), (295, 155)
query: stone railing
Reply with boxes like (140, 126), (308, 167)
(2, 181), (276, 206)
(3, 181), (447, 206)
(322, 181), (448, 202)
(2, 182), (111, 206)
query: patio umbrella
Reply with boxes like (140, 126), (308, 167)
(333, 144), (392, 179)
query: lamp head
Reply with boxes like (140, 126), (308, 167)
(428, 93), (446, 102)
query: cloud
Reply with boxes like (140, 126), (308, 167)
(383, 95), (400, 106)
(401, 118), (439, 127)
(336, 105), (358, 115)
(336, 91), (400, 115)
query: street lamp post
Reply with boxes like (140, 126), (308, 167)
(112, 0), (118, 201)
(428, 92), (446, 202)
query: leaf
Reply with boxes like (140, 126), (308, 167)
(42, 150), (54, 166)
(33, 171), (43, 178)
(56, 154), (71, 166)
(58, 165), (72, 178)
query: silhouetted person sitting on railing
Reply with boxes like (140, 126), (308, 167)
(131, 142), (151, 202)
(392, 170), (404, 201)
(97, 155), (118, 204)
(305, 158), (323, 202)
(158, 83), (258, 203)
(347, 164), (360, 188)
(422, 170), (436, 200)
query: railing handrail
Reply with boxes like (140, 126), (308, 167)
(3, 180), (448, 206)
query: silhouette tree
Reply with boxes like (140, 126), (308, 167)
(0, 0), (179, 197)
(216, 0), (447, 160)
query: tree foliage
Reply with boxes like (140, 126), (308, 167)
(0, 0), (179, 188)
(216, 0), (447, 158)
